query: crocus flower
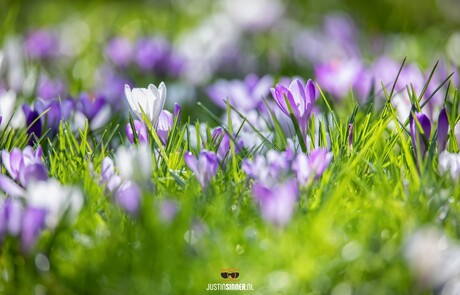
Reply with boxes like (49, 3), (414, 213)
(410, 112), (432, 160)
(135, 37), (170, 72)
(212, 127), (243, 163)
(184, 150), (219, 188)
(271, 79), (317, 142)
(37, 75), (66, 101)
(26, 179), (83, 229)
(438, 107), (449, 152)
(116, 144), (152, 184)
(20, 206), (47, 252)
(439, 151), (460, 180)
(125, 82), (166, 124)
(207, 74), (273, 112)
(1, 146), (48, 188)
(106, 37), (133, 67)
(292, 148), (333, 184)
(22, 104), (42, 144)
(242, 149), (293, 185)
(252, 179), (298, 226)
(116, 181), (141, 215)
(24, 29), (58, 60)
(125, 120), (149, 144)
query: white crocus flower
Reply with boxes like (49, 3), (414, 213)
(439, 151), (460, 180)
(27, 179), (83, 229)
(116, 144), (152, 184)
(124, 82), (166, 124)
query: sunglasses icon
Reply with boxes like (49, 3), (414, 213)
(220, 269), (240, 280)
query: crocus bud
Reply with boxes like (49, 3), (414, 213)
(125, 120), (148, 144)
(410, 112), (431, 160)
(438, 108), (449, 152)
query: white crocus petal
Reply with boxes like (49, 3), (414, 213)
(116, 144), (152, 184)
(27, 179), (83, 229)
(125, 82), (167, 125)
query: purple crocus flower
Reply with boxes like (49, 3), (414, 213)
(438, 107), (449, 152)
(211, 127), (243, 163)
(184, 150), (219, 188)
(252, 179), (298, 226)
(21, 206), (46, 252)
(157, 110), (173, 144)
(125, 120), (149, 144)
(292, 148), (333, 184)
(106, 37), (133, 67)
(135, 37), (170, 72)
(116, 181), (141, 215)
(410, 112), (432, 160)
(1, 146), (48, 189)
(270, 79), (317, 142)
(207, 74), (273, 112)
(37, 75), (66, 101)
(24, 29), (58, 60)
(77, 93), (106, 121)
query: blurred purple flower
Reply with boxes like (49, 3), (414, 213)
(242, 149), (293, 185)
(252, 179), (298, 226)
(292, 148), (333, 184)
(135, 37), (170, 72)
(411, 112), (432, 160)
(159, 200), (178, 223)
(438, 107), (449, 152)
(125, 120), (149, 144)
(157, 110), (173, 144)
(1, 146), (47, 188)
(207, 74), (273, 112)
(24, 29), (58, 59)
(184, 150), (219, 188)
(271, 79), (317, 141)
(37, 75), (66, 101)
(106, 37), (133, 67)
(21, 206), (46, 252)
(116, 181), (141, 215)
(315, 59), (366, 99)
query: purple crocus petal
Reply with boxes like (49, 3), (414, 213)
(305, 79), (318, 109)
(252, 179), (298, 227)
(184, 152), (198, 175)
(101, 157), (115, 183)
(410, 112), (432, 159)
(308, 148), (333, 178)
(272, 84), (297, 117)
(116, 181), (141, 215)
(157, 110), (173, 144)
(174, 103), (181, 119)
(0, 175), (26, 196)
(106, 37), (133, 67)
(438, 108), (449, 152)
(288, 79), (307, 117)
(21, 206), (47, 252)
(135, 37), (170, 72)
(78, 93), (106, 120)
(5, 199), (23, 236)
(292, 153), (311, 184)
(2, 148), (23, 180)
(0, 116), (2, 126)
(212, 127), (231, 162)
(125, 120), (149, 145)
(24, 107), (42, 145)
(24, 29), (58, 59)
(19, 163), (48, 187)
